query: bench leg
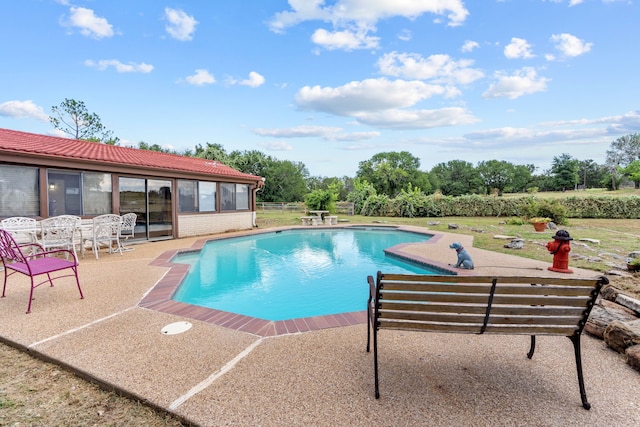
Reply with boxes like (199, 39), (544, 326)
(366, 303), (371, 353)
(527, 335), (536, 359)
(373, 327), (380, 399)
(568, 334), (591, 410)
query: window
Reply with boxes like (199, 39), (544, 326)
(178, 180), (217, 213)
(178, 180), (197, 212)
(0, 165), (40, 217)
(221, 183), (249, 211)
(47, 170), (112, 216)
(83, 172), (112, 215)
(199, 181), (217, 212)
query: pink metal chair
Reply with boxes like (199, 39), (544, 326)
(0, 229), (84, 313)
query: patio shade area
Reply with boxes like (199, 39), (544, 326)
(0, 226), (638, 426)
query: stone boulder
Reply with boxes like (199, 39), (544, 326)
(599, 284), (620, 301)
(626, 345), (640, 371)
(603, 319), (640, 354)
(504, 239), (524, 249)
(585, 299), (637, 338)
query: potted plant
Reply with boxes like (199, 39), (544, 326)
(529, 217), (552, 232)
(627, 257), (640, 272)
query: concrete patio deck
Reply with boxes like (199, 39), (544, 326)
(0, 225), (638, 426)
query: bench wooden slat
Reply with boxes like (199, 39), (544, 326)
(379, 301), (586, 316)
(380, 291), (592, 307)
(378, 320), (578, 335)
(380, 274), (601, 287)
(379, 310), (584, 326)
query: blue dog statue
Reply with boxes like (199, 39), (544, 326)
(449, 242), (474, 269)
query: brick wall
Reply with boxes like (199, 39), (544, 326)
(177, 212), (255, 238)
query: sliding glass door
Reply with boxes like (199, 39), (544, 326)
(119, 177), (173, 240)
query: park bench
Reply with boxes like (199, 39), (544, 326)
(366, 272), (608, 409)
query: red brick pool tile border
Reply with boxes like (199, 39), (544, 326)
(140, 226), (450, 337)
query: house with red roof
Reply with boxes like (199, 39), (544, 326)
(0, 127), (264, 240)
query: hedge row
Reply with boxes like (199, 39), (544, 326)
(360, 194), (640, 219)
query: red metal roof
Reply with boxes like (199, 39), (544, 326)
(0, 127), (262, 182)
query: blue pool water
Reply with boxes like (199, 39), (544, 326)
(172, 227), (444, 321)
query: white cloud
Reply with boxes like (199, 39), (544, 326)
(268, 0), (468, 51)
(504, 37), (534, 59)
(253, 125), (381, 142)
(164, 8), (198, 41)
(311, 28), (380, 50)
(63, 7), (114, 39)
(0, 100), (49, 121)
(463, 127), (607, 149)
(550, 33), (592, 58)
(253, 125), (344, 138)
(185, 69), (215, 86)
(482, 67), (549, 99)
(269, 0), (469, 32)
(259, 141), (293, 151)
(544, 110), (640, 134)
(397, 29), (412, 42)
(461, 40), (479, 52)
(330, 131), (381, 141)
(293, 78), (478, 129)
(296, 78), (447, 116)
(377, 51), (484, 85)
(226, 72), (266, 87)
(84, 59), (153, 73)
(354, 107), (478, 130)
(240, 72), (266, 88)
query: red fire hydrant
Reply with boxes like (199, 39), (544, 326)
(546, 230), (573, 273)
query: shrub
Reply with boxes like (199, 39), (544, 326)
(304, 189), (335, 212)
(347, 179), (377, 215)
(506, 217), (526, 225)
(361, 194), (391, 216)
(534, 200), (568, 225)
(390, 185), (427, 218)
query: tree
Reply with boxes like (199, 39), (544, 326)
(606, 133), (640, 167)
(605, 134), (640, 190)
(576, 159), (608, 189)
(228, 149), (273, 177)
(622, 160), (640, 188)
(549, 153), (579, 191)
(356, 151), (430, 197)
(510, 164), (535, 193)
(259, 160), (308, 202)
(50, 98), (118, 144)
(137, 141), (179, 154)
(429, 160), (480, 196)
(194, 143), (231, 164)
(476, 160), (515, 195)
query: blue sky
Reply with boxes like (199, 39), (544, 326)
(1, 0), (638, 178)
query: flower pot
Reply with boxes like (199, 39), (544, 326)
(627, 263), (640, 272)
(532, 222), (547, 232)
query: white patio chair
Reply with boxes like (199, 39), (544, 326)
(118, 213), (137, 252)
(38, 215), (82, 259)
(87, 214), (122, 260)
(1, 217), (37, 246)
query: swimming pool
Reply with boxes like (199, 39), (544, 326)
(171, 227), (445, 321)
